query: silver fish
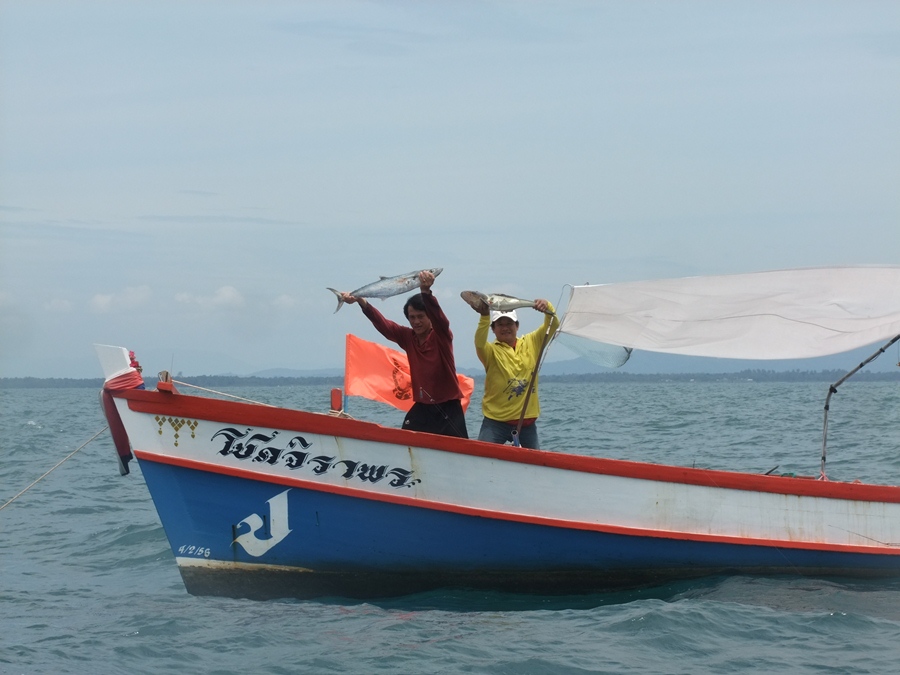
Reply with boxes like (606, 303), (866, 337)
(328, 268), (442, 313)
(460, 290), (537, 313)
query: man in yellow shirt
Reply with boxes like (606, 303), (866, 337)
(472, 299), (559, 449)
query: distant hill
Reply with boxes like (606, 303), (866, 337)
(543, 350), (900, 375)
(4, 349), (899, 389)
(250, 367), (344, 378)
(2, 368), (898, 389)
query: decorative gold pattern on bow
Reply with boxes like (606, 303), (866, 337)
(154, 415), (199, 446)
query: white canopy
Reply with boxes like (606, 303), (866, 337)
(558, 266), (900, 360)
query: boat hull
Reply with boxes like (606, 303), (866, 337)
(104, 386), (900, 600)
(141, 458), (900, 600)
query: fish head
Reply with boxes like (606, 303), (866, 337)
(460, 290), (489, 312)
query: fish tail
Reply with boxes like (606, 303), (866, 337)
(326, 288), (344, 313)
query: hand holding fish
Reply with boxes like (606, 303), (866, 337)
(533, 299), (551, 314)
(338, 292), (367, 310)
(466, 295), (490, 315)
(418, 270), (435, 293)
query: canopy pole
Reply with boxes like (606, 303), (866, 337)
(512, 316), (557, 446)
(820, 333), (900, 480)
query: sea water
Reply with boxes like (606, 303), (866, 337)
(2, 380), (900, 674)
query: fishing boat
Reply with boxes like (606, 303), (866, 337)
(97, 267), (900, 600)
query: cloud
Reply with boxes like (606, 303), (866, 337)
(270, 294), (296, 310)
(174, 285), (245, 310)
(90, 285), (152, 313)
(91, 294), (114, 313)
(44, 298), (73, 312)
(136, 214), (299, 226)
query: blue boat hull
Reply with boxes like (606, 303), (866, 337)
(140, 458), (900, 600)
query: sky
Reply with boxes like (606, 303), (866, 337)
(1, 0), (899, 378)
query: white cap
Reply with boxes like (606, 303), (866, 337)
(490, 309), (518, 324)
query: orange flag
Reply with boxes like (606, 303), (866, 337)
(344, 334), (474, 412)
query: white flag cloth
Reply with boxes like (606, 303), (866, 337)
(559, 267), (900, 360)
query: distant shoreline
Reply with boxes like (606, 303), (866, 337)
(2, 369), (899, 389)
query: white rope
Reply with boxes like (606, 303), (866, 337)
(0, 426), (109, 511)
(171, 380), (275, 406)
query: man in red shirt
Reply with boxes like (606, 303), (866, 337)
(338, 270), (468, 438)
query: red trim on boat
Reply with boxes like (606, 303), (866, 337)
(133, 448), (900, 556)
(100, 389), (133, 474)
(113, 387), (900, 503)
